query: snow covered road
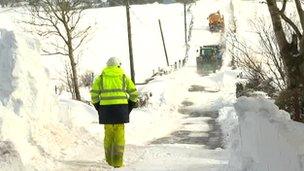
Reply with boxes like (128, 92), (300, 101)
(123, 144), (228, 171)
(57, 65), (238, 170)
(56, 0), (238, 166)
(124, 68), (231, 170)
(151, 91), (223, 149)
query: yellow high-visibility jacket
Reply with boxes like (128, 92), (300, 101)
(90, 66), (138, 105)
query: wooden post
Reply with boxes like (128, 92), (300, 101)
(125, 0), (135, 83)
(158, 19), (169, 66)
(184, 2), (187, 45)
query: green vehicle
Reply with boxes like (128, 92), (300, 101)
(196, 45), (223, 74)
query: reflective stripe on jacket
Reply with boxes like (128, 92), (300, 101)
(90, 66), (139, 105)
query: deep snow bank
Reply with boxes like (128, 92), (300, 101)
(0, 29), (99, 170)
(0, 29), (58, 170)
(0, 29), (59, 120)
(226, 97), (304, 171)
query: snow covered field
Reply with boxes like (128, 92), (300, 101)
(1, 0), (304, 170)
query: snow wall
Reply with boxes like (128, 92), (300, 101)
(224, 97), (304, 171)
(0, 29), (98, 170)
(0, 28), (62, 170)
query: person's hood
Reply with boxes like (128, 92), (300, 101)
(102, 66), (125, 77)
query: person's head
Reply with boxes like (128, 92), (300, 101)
(106, 57), (121, 67)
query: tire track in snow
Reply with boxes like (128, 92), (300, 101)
(150, 85), (224, 150)
(57, 160), (109, 171)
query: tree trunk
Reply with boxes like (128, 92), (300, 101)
(266, 0), (304, 121)
(282, 49), (303, 121)
(67, 42), (81, 101)
(265, 0), (288, 49)
(65, 25), (81, 100)
(61, 10), (81, 101)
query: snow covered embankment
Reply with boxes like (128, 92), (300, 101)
(0, 29), (100, 170)
(0, 29), (49, 170)
(225, 97), (304, 171)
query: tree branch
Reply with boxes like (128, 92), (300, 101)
(73, 26), (91, 51)
(41, 49), (69, 56)
(280, 0), (287, 12)
(294, 0), (304, 31)
(278, 11), (302, 38)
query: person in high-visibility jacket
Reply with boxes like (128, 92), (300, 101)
(90, 57), (139, 168)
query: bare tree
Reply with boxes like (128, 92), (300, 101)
(227, 17), (290, 98)
(25, 0), (91, 101)
(266, 0), (304, 121)
(252, 18), (288, 91)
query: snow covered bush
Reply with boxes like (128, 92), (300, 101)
(227, 16), (289, 99)
(138, 92), (153, 107)
(79, 70), (94, 87)
(275, 89), (304, 120)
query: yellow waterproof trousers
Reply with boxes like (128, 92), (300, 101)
(104, 124), (125, 167)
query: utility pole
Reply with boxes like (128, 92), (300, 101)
(184, 1), (187, 45)
(158, 19), (169, 66)
(125, 0), (135, 83)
